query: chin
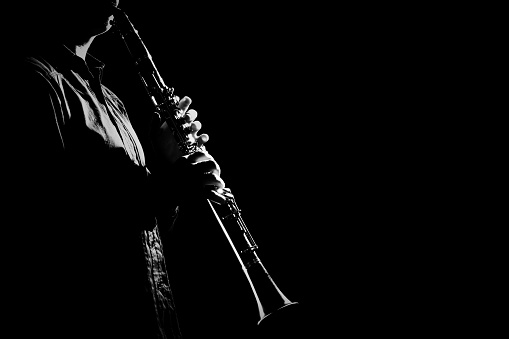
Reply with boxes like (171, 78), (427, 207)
(91, 14), (115, 36)
(105, 14), (114, 32)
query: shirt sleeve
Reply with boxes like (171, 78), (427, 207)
(5, 58), (69, 212)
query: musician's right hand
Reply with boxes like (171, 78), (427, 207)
(150, 96), (225, 202)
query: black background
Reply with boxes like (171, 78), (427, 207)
(87, 1), (442, 338)
(2, 0), (475, 336)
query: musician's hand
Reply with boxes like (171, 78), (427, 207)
(150, 96), (225, 202)
(152, 96), (209, 164)
(179, 150), (225, 192)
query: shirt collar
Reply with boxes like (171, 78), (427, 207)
(36, 43), (106, 82)
(61, 44), (105, 82)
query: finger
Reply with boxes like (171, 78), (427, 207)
(187, 151), (212, 163)
(185, 109), (198, 123)
(202, 172), (225, 190)
(190, 120), (202, 133)
(196, 134), (209, 146)
(178, 96), (192, 114)
(193, 159), (221, 176)
(207, 189), (228, 204)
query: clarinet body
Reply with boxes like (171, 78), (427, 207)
(111, 7), (297, 325)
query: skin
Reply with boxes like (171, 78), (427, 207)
(33, 0), (225, 193)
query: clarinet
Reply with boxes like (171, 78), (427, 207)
(110, 7), (297, 325)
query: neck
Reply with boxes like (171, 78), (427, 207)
(66, 36), (95, 61)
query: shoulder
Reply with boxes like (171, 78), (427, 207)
(6, 53), (61, 97)
(24, 55), (57, 76)
(22, 55), (63, 87)
(7, 53), (65, 121)
(13, 54), (70, 115)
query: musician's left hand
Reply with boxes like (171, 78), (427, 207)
(152, 96), (209, 164)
